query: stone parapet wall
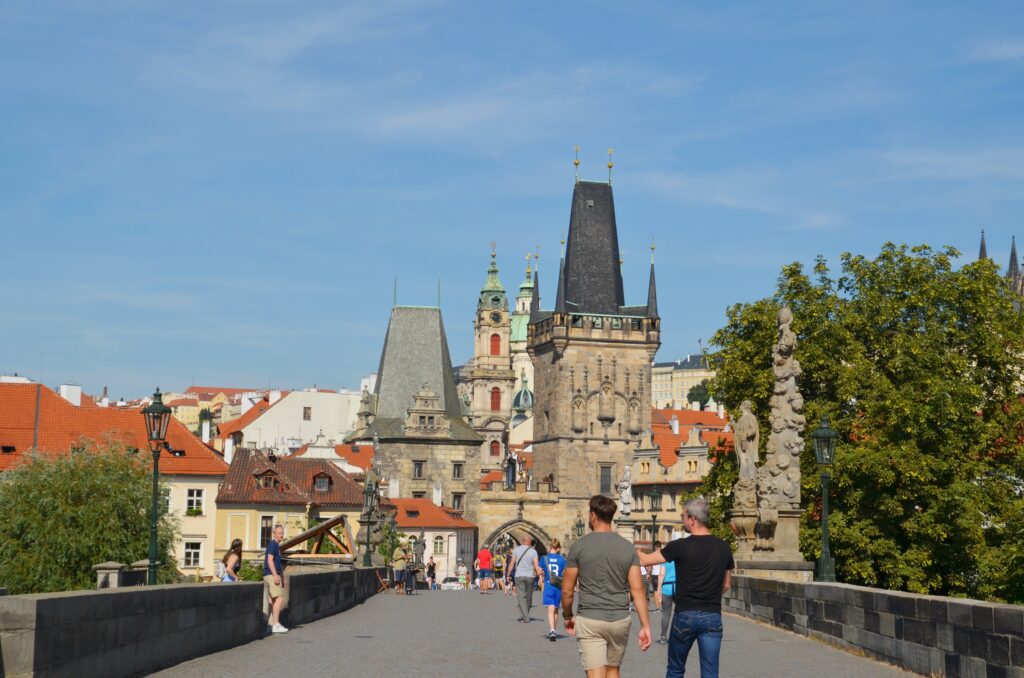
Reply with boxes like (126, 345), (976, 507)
(723, 575), (1024, 677)
(0, 567), (385, 678)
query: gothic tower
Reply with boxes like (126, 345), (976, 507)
(527, 180), (661, 507)
(468, 250), (516, 469)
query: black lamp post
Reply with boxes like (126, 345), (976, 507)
(142, 388), (171, 586)
(811, 416), (839, 583)
(649, 486), (662, 546)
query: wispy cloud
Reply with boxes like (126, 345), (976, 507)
(881, 148), (1024, 180)
(963, 39), (1024, 63)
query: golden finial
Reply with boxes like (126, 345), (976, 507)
(607, 148), (614, 184)
(525, 252), (532, 275)
(490, 240), (497, 260)
(535, 245), (541, 271)
(560, 231), (566, 257)
(651, 239), (656, 264)
(574, 145), (580, 182)
(619, 257), (624, 272)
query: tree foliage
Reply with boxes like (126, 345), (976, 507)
(687, 379), (711, 407)
(705, 243), (1024, 602)
(0, 439), (179, 594)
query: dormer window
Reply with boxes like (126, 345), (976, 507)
(314, 474), (331, 492)
(258, 472), (279, 489)
(407, 510), (420, 518)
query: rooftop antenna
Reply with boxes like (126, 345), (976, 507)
(607, 148), (614, 185)
(574, 145), (580, 183)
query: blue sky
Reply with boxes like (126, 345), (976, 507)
(3, 2), (1023, 399)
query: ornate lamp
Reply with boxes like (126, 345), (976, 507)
(141, 388), (172, 585)
(649, 485), (662, 546)
(811, 417), (839, 582)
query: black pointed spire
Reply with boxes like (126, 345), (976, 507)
(554, 255), (567, 314)
(647, 262), (658, 318)
(529, 269), (541, 322)
(1009, 237), (1019, 280)
(563, 181), (625, 314)
(979, 230), (988, 261)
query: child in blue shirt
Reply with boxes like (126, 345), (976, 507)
(539, 539), (567, 641)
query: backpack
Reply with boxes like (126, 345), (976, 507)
(215, 561), (227, 580)
(661, 561), (676, 597)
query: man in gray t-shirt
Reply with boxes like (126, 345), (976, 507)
(563, 495), (651, 676)
(510, 535), (542, 623)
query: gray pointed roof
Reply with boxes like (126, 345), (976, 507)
(647, 262), (658, 318)
(979, 230), (988, 261)
(368, 306), (479, 442)
(1009, 237), (1019, 281)
(563, 181), (625, 314)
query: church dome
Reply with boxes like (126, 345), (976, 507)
(512, 384), (534, 411)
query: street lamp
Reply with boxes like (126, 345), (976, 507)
(649, 486), (662, 547)
(142, 388), (171, 586)
(811, 416), (839, 583)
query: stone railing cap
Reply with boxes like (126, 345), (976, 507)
(92, 561), (126, 570)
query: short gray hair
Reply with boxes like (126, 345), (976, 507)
(684, 497), (710, 526)
(274, 524), (284, 531)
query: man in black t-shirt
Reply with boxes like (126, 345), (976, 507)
(638, 497), (734, 678)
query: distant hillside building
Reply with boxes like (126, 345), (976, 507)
(651, 354), (716, 409)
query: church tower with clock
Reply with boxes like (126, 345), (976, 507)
(467, 248), (517, 471)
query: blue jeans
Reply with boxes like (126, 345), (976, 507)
(666, 610), (723, 678)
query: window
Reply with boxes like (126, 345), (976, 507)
(452, 462), (464, 479)
(186, 488), (205, 515)
(434, 536), (445, 555)
(490, 440), (501, 457)
(599, 466), (612, 495)
(314, 475), (330, 492)
(490, 387), (501, 411)
(303, 406), (312, 421)
(452, 493), (464, 510)
(162, 487), (172, 515)
(490, 333), (501, 356)
(184, 541), (202, 568)
(419, 415), (426, 426)
(427, 416), (435, 426)
(412, 491), (426, 499)
(1, 445), (14, 453)
(413, 461), (425, 479)
(260, 516), (274, 549)
(259, 474), (279, 489)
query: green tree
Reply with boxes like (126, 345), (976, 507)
(705, 243), (1024, 602)
(0, 439), (179, 594)
(377, 518), (405, 565)
(687, 379), (711, 408)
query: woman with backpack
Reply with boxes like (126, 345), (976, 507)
(658, 559), (677, 644)
(218, 539), (243, 582)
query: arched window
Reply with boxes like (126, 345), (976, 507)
(490, 387), (501, 411)
(433, 536), (444, 555)
(490, 440), (501, 456)
(489, 333), (501, 356)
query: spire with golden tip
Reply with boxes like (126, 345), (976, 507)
(574, 145), (580, 183)
(607, 148), (614, 185)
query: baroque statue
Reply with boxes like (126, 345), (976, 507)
(617, 465), (632, 516)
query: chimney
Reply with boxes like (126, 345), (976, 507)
(59, 384), (82, 407)
(690, 400), (700, 411)
(717, 403), (725, 419)
(269, 390), (282, 405)
(100, 386), (109, 407)
(201, 420), (211, 444)
(224, 437), (235, 464)
(670, 415), (679, 435)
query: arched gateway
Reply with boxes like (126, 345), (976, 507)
(483, 519), (552, 556)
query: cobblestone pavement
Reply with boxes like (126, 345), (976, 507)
(154, 589), (915, 677)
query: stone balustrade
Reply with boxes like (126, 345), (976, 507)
(0, 567), (384, 678)
(723, 575), (1024, 677)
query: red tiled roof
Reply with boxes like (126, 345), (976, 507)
(216, 448), (369, 507)
(480, 469), (504, 489)
(391, 498), (476, 530)
(217, 396), (276, 438)
(651, 407), (732, 468)
(290, 442), (375, 471)
(0, 383), (227, 476)
(167, 398), (199, 408)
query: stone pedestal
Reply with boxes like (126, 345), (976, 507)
(355, 516), (385, 567)
(730, 507), (812, 581)
(732, 559), (814, 582)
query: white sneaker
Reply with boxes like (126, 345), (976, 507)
(272, 624), (289, 634)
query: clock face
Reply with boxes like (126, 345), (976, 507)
(490, 311), (502, 323)
(490, 295), (502, 307)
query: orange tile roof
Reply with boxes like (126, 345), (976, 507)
(167, 398), (199, 408)
(0, 383), (227, 476)
(185, 386), (259, 398)
(290, 442), (375, 471)
(216, 448), (368, 507)
(480, 469), (504, 489)
(391, 498), (476, 530)
(216, 396), (276, 438)
(650, 407), (732, 468)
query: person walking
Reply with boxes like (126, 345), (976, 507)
(503, 550), (514, 597)
(638, 497), (734, 678)
(219, 538), (243, 582)
(392, 541), (409, 595)
(539, 539), (567, 641)
(263, 525), (288, 634)
(510, 535), (542, 622)
(562, 495), (651, 678)
(657, 559), (676, 644)
(475, 544), (494, 594)
(493, 548), (505, 592)
(426, 557), (437, 590)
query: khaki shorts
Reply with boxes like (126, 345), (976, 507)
(575, 614), (632, 670)
(264, 574), (284, 598)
